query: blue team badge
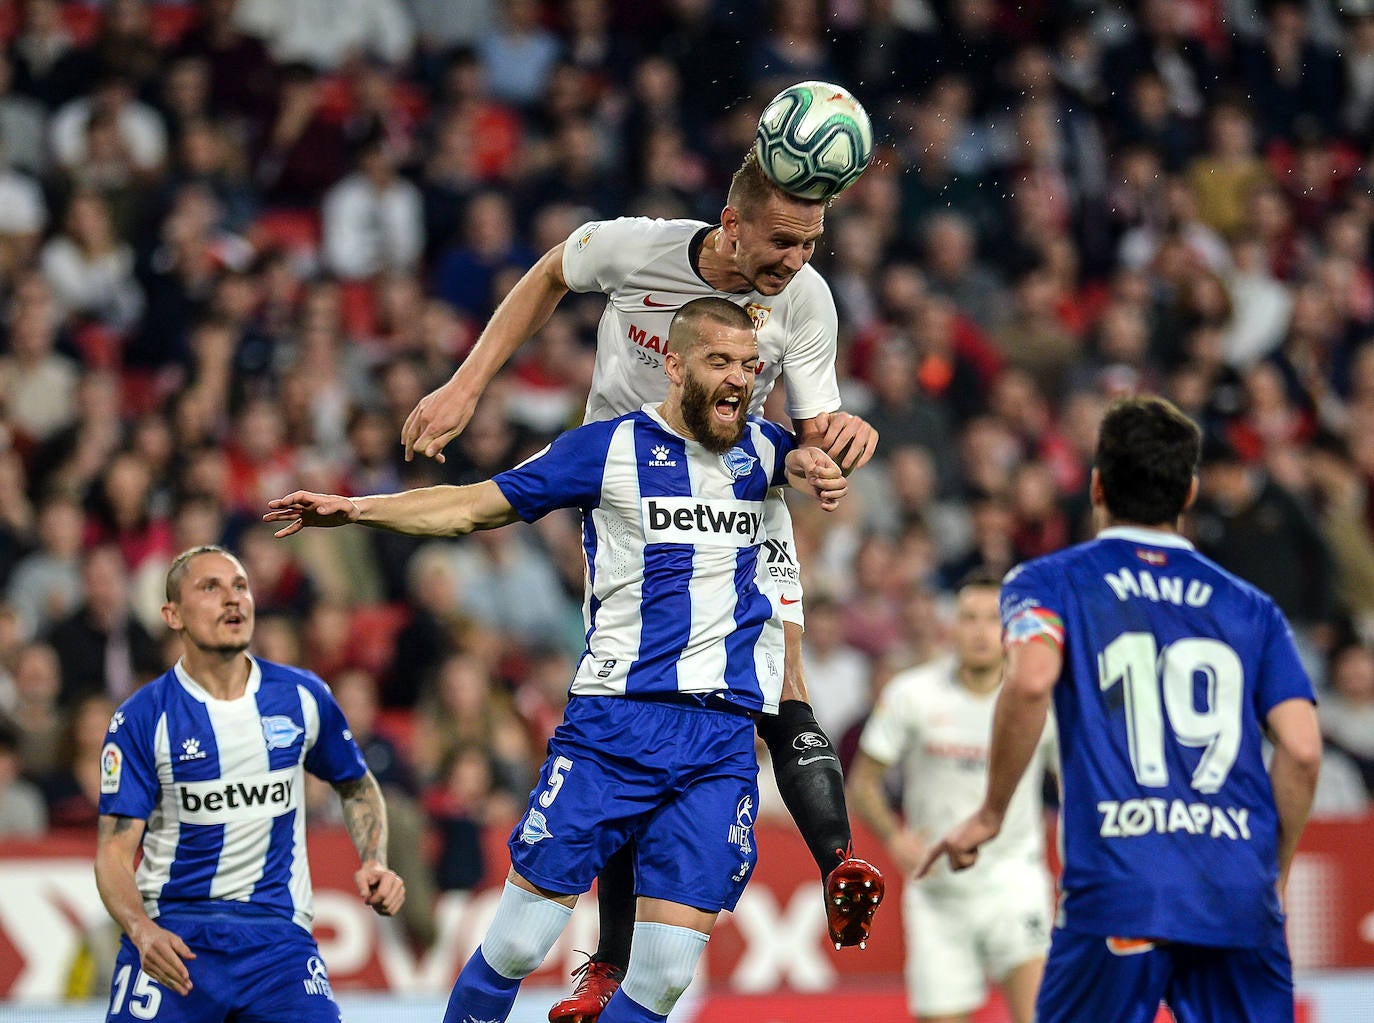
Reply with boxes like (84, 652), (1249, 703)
(521, 809), (554, 845)
(262, 715), (303, 750)
(721, 447), (756, 480)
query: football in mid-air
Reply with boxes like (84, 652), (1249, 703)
(753, 81), (874, 201)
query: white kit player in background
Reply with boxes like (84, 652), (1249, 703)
(400, 152), (884, 1021)
(848, 571), (1055, 1023)
(94, 546), (403, 1023)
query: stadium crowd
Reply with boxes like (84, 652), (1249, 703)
(2, 0), (1374, 939)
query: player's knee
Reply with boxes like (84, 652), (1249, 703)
(479, 882), (573, 979)
(620, 923), (709, 1016)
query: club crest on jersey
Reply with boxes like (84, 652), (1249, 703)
(721, 447), (757, 480)
(262, 715), (303, 750)
(100, 743), (121, 793)
(179, 737), (208, 762)
(1135, 549), (1168, 566)
(728, 795), (754, 854)
(520, 809), (553, 845)
(648, 444), (678, 468)
(744, 302), (772, 331)
(575, 223), (600, 251)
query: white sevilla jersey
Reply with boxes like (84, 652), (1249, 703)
(98, 657), (367, 930)
(494, 404), (795, 713)
(859, 656), (1057, 891)
(562, 217), (841, 424)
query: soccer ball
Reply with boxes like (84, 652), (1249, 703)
(753, 81), (874, 201)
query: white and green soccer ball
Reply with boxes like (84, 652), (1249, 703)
(753, 81), (874, 201)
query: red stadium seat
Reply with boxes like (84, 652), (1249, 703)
(346, 603), (411, 677)
(150, 4), (199, 48)
(339, 279), (377, 337)
(59, 4), (100, 45)
(249, 209), (321, 256)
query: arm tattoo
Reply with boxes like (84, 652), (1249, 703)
(335, 774), (388, 867)
(98, 815), (141, 840)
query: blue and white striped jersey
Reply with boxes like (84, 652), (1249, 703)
(98, 656), (367, 931)
(494, 404), (796, 713)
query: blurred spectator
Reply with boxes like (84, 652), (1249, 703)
(45, 545), (162, 706)
(800, 594), (871, 742)
(0, 718), (45, 837)
(405, 0), (496, 62)
(50, 74), (168, 180)
(8, 0), (96, 110)
(412, 653), (533, 794)
(478, 0), (562, 109)
(40, 693), (116, 829)
(86, 451), (174, 572)
(0, 280), (79, 446)
(0, 50), (49, 177)
(921, 211), (1005, 332)
(93, 0), (162, 94)
(5, 494), (85, 641)
(254, 63), (349, 208)
(426, 744), (506, 892)
(41, 189), (144, 332)
(173, 0), (281, 130)
(992, 257), (1080, 403)
(1237, 1), (1341, 143)
(1192, 438), (1335, 652)
(0, 143), (46, 262)
(1320, 643), (1374, 794)
(430, 191), (535, 321)
(322, 133), (424, 280)
(4, 641), (65, 777)
(234, 0), (415, 72)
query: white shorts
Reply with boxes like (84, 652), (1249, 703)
(903, 864), (1052, 1018)
(757, 488), (804, 627)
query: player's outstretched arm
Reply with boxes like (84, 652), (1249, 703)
(919, 639), (1059, 878)
(784, 447), (847, 511)
(402, 243), (570, 463)
(95, 814), (197, 995)
(796, 411), (879, 474)
(334, 771), (406, 917)
(265, 481), (520, 538)
(1266, 697), (1322, 907)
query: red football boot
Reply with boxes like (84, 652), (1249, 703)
(547, 956), (626, 1023)
(824, 850), (885, 949)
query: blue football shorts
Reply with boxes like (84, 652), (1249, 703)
(106, 906), (342, 1023)
(509, 695), (760, 913)
(1035, 926), (1294, 1023)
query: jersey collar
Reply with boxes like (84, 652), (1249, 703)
(174, 654), (263, 703)
(1098, 526), (1195, 550)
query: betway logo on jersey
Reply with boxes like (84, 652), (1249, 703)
(176, 767), (298, 825)
(642, 497), (764, 547)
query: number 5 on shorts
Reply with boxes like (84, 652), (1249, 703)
(539, 756), (574, 808)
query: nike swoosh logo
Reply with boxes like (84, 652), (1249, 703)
(779, 596), (801, 605)
(797, 755), (838, 766)
(643, 295), (674, 307)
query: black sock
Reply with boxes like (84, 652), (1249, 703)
(757, 700), (852, 877)
(592, 840), (636, 972)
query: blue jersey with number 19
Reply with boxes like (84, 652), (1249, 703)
(1000, 526), (1314, 948)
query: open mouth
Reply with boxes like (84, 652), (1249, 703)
(221, 613), (245, 626)
(715, 393), (742, 422)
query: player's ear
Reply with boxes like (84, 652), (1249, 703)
(1183, 474), (1199, 511)
(721, 205), (740, 239)
(161, 602), (183, 632)
(664, 349), (683, 385)
(1088, 468), (1105, 509)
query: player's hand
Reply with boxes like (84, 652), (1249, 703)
(810, 411), (878, 474)
(917, 808), (1002, 878)
(129, 919), (196, 996)
(402, 375), (477, 464)
(263, 492), (360, 537)
(355, 861), (406, 917)
(785, 447), (847, 511)
(886, 828), (927, 878)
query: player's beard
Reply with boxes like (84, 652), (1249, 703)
(681, 371), (747, 454)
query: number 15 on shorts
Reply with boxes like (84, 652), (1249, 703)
(539, 756), (574, 808)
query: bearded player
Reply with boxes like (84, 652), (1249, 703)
(402, 151), (884, 1021)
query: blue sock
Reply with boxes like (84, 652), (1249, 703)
(599, 987), (668, 1023)
(442, 947), (522, 1023)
